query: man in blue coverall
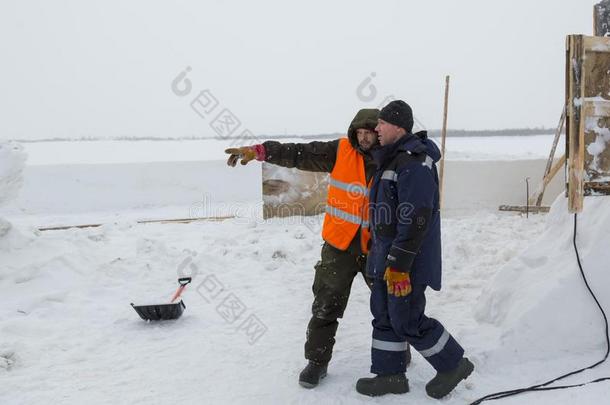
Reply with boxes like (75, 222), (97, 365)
(356, 100), (474, 399)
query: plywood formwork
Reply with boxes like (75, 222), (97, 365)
(566, 35), (610, 213)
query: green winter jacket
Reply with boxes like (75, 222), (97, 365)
(262, 108), (379, 255)
(262, 108), (378, 179)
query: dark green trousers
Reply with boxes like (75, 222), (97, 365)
(305, 242), (372, 364)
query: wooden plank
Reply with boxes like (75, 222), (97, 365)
(583, 100), (610, 117)
(544, 108), (566, 179)
(137, 215), (236, 225)
(39, 223), (104, 232)
(583, 44), (610, 101)
(584, 35), (610, 51)
(543, 154), (567, 189)
(38, 215), (236, 232)
(498, 205), (551, 214)
(532, 108), (565, 206)
(529, 154), (567, 208)
(595, 4), (599, 35)
(586, 181), (610, 194)
(567, 35), (586, 213)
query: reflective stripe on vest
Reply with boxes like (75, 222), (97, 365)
(325, 205), (369, 228)
(321, 138), (371, 252)
(328, 178), (369, 197)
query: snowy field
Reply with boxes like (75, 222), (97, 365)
(19, 135), (561, 166)
(2, 138), (610, 404)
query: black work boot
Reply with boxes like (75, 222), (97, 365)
(425, 357), (474, 399)
(356, 373), (409, 397)
(299, 361), (328, 388)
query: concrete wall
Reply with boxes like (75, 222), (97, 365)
(442, 159), (565, 215)
(262, 159), (566, 217)
(5, 158), (565, 222)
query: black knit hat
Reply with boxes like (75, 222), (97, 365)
(379, 100), (414, 133)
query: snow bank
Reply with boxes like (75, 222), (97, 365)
(476, 195), (610, 362)
(0, 141), (27, 206)
(0, 141), (27, 237)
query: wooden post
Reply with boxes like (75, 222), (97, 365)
(595, 4), (599, 35)
(439, 75), (450, 209)
(566, 35), (585, 213)
(595, 0), (610, 36)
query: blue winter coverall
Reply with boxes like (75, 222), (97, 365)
(366, 131), (465, 375)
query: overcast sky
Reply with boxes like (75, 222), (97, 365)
(0, 0), (594, 140)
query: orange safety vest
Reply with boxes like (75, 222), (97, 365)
(321, 138), (371, 253)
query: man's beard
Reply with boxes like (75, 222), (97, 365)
(359, 138), (379, 152)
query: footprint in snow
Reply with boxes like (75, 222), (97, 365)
(0, 352), (15, 370)
(272, 250), (287, 259)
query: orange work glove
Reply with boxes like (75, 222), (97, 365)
(225, 145), (266, 167)
(383, 267), (412, 297)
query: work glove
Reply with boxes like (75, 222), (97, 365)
(383, 267), (412, 297)
(225, 144), (266, 167)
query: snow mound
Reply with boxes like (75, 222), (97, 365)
(0, 218), (11, 238)
(0, 224), (37, 256)
(0, 141), (27, 240)
(0, 141), (27, 206)
(476, 195), (610, 361)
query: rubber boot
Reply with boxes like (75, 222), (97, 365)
(299, 361), (328, 388)
(356, 373), (409, 397)
(425, 357), (474, 399)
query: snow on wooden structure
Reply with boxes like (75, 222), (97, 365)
(566, 34), (610, 212)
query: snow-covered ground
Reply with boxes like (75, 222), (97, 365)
(2, 137), (610, 404)
(2, 199), (609, 404)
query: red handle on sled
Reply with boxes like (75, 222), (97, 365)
(170, 277), (192, 303)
